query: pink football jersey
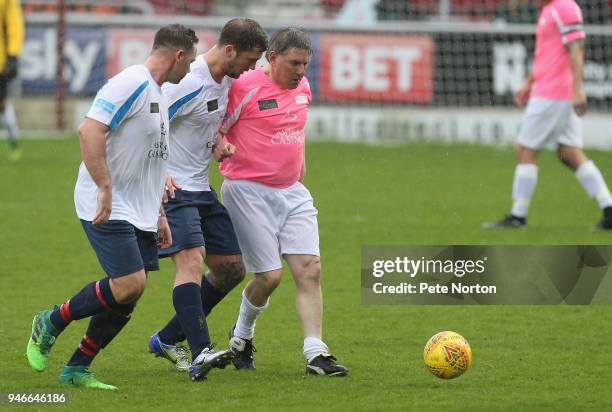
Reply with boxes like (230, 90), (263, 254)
(220, 68), (312, 188)
(531, 0), (585, 100)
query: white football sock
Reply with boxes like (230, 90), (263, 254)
(576, 160), (612, 209)
(3, 102), (19, 141)
(234, 290), (268, 340)
(303, 337), (329, 362)
(511, 164), (538, 218)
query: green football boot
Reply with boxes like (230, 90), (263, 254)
(27, 310), (59, 372)
(60, 366), (118, 390)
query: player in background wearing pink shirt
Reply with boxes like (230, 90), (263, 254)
(215, 28), (348, 376)
(485, 0), (612, 229)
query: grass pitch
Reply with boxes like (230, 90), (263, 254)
(1, 138), (611, 411)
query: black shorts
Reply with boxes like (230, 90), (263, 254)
(0, 75), (8, 103)
(81, 219), (159, 277)
(159, 188), (242, 258)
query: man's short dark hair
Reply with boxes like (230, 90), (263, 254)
(218, 18), (268, 53)
(266, 27), (311, 60)
(153, 24), (199, 51)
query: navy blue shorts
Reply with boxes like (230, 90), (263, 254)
(159, 188), (242, 258)
(81, 220), (160, 278)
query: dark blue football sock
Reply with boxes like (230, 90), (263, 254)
(173, 283), (210, 359)
(159, 275), (231, 344)
(158, 315), (184, 344)
(50, 278), (125, 333)
(66, 305), (134, 367)
(201, 275), (228, 316)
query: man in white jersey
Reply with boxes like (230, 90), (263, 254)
(147, 18), (268, 382)
(484, 0), (612, 229)
(26, 25), (198, 390)
(218, 28), (348, 376)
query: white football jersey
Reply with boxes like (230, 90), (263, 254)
(163, 55), (232, 191)
(74, 65), (169, 232)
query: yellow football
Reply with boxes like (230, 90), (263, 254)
(423, 331), (472, 379)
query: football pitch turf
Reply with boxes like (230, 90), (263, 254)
(1, 138), (611, 411)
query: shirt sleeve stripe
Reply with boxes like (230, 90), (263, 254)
(560, 24), (583, 34)
(168, 86), (203, 120)
(220, 87), (259, 133)
(108, 80), (149, 131)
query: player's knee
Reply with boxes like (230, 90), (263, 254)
(205, 259), (246, 292)
(113, 271), (147, 302)
(128, 274), (147, 300)
(257, 271), (282, 292)
(557, 148), (583, 171)
(294, 257), (321, 285)
(176, 248), (205, 278)
(267, 272), (283, 290)
(220, 260), (246, 288)
(557, 149), (573, 169)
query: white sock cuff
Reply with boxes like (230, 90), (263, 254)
(242, 289), (269, 311)
(575, 160), (596, 179)
(515, 163), (538, 178)
(303, 336), (329, 362)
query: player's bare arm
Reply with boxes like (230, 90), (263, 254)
(567, 38), (587, 116)
(78, 117), (112, 225)
(514, 72), (534, 108)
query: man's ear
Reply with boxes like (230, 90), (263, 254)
(225, 44), (237, 60)
(267, 50), (277, 65)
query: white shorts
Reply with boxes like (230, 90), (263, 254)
(517, 98), (583, 150)
(221, 179), (320, 273)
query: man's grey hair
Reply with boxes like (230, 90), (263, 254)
(266, 27), (311, 60)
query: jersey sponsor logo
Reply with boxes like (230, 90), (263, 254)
(295, 95), (308, 104)
(94, 98), (115, 114)
(207, 99), (219, 112)
(271, 109), (303, 145)
(148, 119), (169, 160)
(148, 140), (169, 160)
(258, 99), (278, 111)
(150, 102), (159, 113)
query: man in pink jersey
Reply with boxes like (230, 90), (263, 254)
(215, 28), (348, 376)
(485, 0), (612, 229)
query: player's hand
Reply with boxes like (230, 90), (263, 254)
(573, 91), (587, 117)
(157, 215), (172, 249)
(5, 56), (18, 80)
(93, 187), (112, 225)
(213, 135), (236, 162)
(162, 175), (182, 203)
(514, 84), (531, 108)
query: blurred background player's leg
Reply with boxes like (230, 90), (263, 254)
(485, 99), (555, 229)
(558, 145), (612, 229)
(0, 76), (21, 160)
(3, 101), (20, 159)
(508, 146), (539, 226)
